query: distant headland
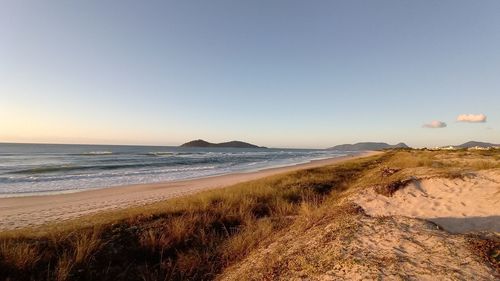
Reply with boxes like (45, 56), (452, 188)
(180, 139), (266, 149)
(454, 141), (499, 148)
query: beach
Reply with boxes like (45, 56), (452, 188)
(219, 150), (500, 280)
(1, 149), (498, 280)
(0, 143), (347, 197)
(0, 151), (376, 230)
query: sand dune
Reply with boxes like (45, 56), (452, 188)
(219, 206), (498, 281)
(219, 166), (500, 280)
(355, 169), (500, 234)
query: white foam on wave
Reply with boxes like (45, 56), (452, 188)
(0, 148), (346, 197)
(82, 151), (113, 155)
(147, 151), (174, 156)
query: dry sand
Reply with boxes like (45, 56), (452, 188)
(219, 213), (499, 281)
(355, 169), (500, 234)
(219, 168), (500, 281)
(0, 151), (377, 230)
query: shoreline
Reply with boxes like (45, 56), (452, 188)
(0, 154), (347, 199)
(0, 151), (378, 230)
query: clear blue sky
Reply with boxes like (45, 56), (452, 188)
(1, 0), (499, 148)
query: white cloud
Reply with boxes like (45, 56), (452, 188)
(422, 120), (447, 128)
(457, 113), (487, 123)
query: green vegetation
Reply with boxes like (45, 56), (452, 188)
(180, 139), (265, 148)
(0, 149), (498, 281)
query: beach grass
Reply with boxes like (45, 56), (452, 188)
(0, 154), (383, 281)
(0, 149), (498, 280)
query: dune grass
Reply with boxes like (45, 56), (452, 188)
(0, 149), (498, 281)
(0, 154), (385, 281)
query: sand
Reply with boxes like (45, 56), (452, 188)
(0, 151), (377, 230)
(219, 168), (500, 281)
(355, 169), (500, 234)
(219, 213), (499, 281)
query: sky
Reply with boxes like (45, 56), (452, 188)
(1, 0), (499, 148)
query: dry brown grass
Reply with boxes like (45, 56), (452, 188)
(467, 235), (500, 273)
(218, 149), (500, 281)
(0, 240), (40, 271)
(373, 179), (414, 197)
(55, 253), (74, 281)
(0, 153), (383, 281)
(0, 149), (498, 281)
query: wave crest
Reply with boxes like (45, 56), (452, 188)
(80, 151), (113, 156)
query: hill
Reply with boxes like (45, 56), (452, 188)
(455, 141), (499, 148)
(180, 139), (265, 148)
(329, 142), (409, 151)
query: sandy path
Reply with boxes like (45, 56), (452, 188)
(0, 152), (377, 230)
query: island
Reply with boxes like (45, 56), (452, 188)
(180, 139), (267, 149)
(328, 142), (409, 151)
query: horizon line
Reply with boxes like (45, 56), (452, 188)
(0, 140), (327, 150)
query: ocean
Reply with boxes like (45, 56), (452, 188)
(0, 143), (345, 197)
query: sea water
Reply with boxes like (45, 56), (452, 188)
(0, 143), (345, 197)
